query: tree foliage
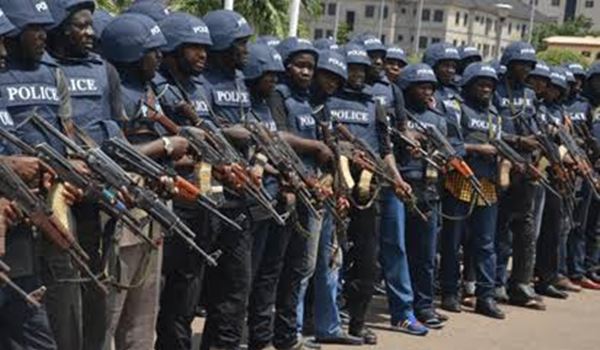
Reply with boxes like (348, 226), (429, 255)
(536, 48), (589, 67)
(532, 15), (600, 51)
(97, 0), (322, 38)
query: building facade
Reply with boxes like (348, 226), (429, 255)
(305, 0), (551, 60)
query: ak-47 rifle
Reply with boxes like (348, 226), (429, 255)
(404, 109), (491, 206)
(333, 122), (428, 221)
(572, 121), (600, 162)
(29, 114), (220, 266)
(0, 259), (41, 307)
(0, 161), (109, 294)
(103, 137), (243, 231)
(141, 103), (287, 226)
(0, 129), (159, 249)
(244, 119), (321, 220)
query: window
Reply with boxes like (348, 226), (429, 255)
(381, 35), (386, 44)
(475, 16), (480, 23)
(419, 36), (428, 49)
(521, 24), (527, 37)
(582, 51), (591, 57)
(365, 5), (375, 18)
(508, 22), (512, 34)
(434, 9), (444, 22)
(551, 0), (560, 5)
(326, 30), (333, 38)
(431, 37), (441, 44)
(453, 39), (458, 46)
(401, 8), (406, 14)
(585, 0), (594, 7)
(314, 28), (323, 39)
(410, 35), (414, 42)
(461, 40), (466, 46)
(383, 6), (388, 19)
(485, 18), (492, 35)
(463, 13), (468, 26)
(346, 11), (355, 31)
(397, 34), (404, 42)
(482, 44), (490, 57)
(422, 9), (431, 21)
(327, 3), (337, 16)
(455, 11), (460, 25)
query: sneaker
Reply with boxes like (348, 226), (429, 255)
(391, 315), (429, 336)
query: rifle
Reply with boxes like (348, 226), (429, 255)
(0, 129), (159, 249)
(404, 109), (491, 206)
(0, 259), (41, 307)
(572, 122), (600, 162)
(244, 119), (321, 219)
(28, 114), (220, 267)
(387, 126), (443, 171)
(103, 137), (243, 231)
(0, 161), (108, 294)
(141, 103), (287, 226)
(333, 122), (428, 221)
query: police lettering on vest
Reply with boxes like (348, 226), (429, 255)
(215, 89), (250, 104)
(330, 109), (370, 124)
(0, 110), (13, 127)
(6, 85), (59, 103)
(68, 78), (98, 93)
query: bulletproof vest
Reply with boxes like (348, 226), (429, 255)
(118, 71), (167, 145)
(276, 83), (317, 168)
(461, 102), (500, 179)
(399, 106), (447, 181)
(0, 99), (15, 154)
(57, 54), (121, 144)
(538, 102), (564, 127)
(0, 58), (64, 154)
(493, 80), (537, 136)
(326, 87), (381, 155)
(154, 70), (212, 126)
(251, 97), (279, 197)
(435, 84), (462, 125)
(203, 67), (251, 124)
(591, 104), (600, 141)
(564, 95), (590, 126)
(370, 76), (394, 112)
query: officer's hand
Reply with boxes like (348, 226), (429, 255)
(0, 198), (21, 226)
(394, 178), (413, 197)
(316, 142), (334, 165)
(518, 135), (540, 151)
(174, 102), (197, 121)
(61, 182), (84, 206)
(69, 159), (91, 177)
(478, 144), (498, 157)
(168, 136), (190, 160)
(6, 156), (44, 183)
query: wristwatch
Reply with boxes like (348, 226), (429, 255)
(162, 137), (174, 157)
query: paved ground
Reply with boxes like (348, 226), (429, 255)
(192, 289), (600, 349)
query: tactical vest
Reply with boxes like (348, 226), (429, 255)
(326, 87), (381, 155)
(154, 70), (212, 126)
(564, 95), (590, 126)
(461, 102), (500, 179)
(57, 54), (121, 144)
(276, 83), (317, 169)
(435, 84), (462, 125)
(493, 81), (537, 136)
(251, 97), (279, 197)
(203, 67), (250, 124)
(538, 102), (564, 127)
(0, 58), (64, 154)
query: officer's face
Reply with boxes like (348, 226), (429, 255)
(19, 25), (47, 62)
(231, 37), (249, 69)
(368, 51), (384, 78)
(468, 78), (495, 104)
(545, 85), (562, 102)
(255, 71), (278, 98)
(573, 76), (584, 94)
(435, 60), (457, 85)
(407, 82), (434, 107)
(347, 64), (366, 90)
(589, 76), (600, 96)
(288, 53), (315, 90)
(384, 58), (405, 82)
(525, 75), (549, 98)
(180, 43), (208, 76)
(508, 61), (534, 83)
(0, 37), (7, 70)
(65, 9), (94, 56)
(315, 69), (343, 96)
(140, 49), (162, 82)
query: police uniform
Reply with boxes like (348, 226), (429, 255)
(101, 13), (167, 350)
(440, 63), (503, 318)
(423, 43), (462, 126)
(397, 64), (449, 328)
(268, 37), (323, 349)
(150, 12), (219, 350)
(492, 42), (541, 305)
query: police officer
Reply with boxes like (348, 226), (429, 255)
(313, 37), (339, 52)
(457, 46), (482, 76)
(46, 1), (127, 348)
(440, 63), (505, 319)
(91, 8), (112, 54)
(533, 67), (571, 300)
(422, 43), (462, 124)
(383, 46), (407, 83)
(151, 11), (213, 350)
(270, 36), (329, 349)
(0, 5), (57, 348)
(243, 42), (290, 350)
(396, 64), (447, 332)
(493, 41), (546, 310)
(101, 13), (190, 350)
(525, 60), (551, 99)
(256, 35), (281, 48)
(200, 10), (257, 350)
(125, 0), (171, 22)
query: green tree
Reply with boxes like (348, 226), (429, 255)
(532, 15), (600, 51)
(98, 0), (323, 38)
(537, 48), (589, 67)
